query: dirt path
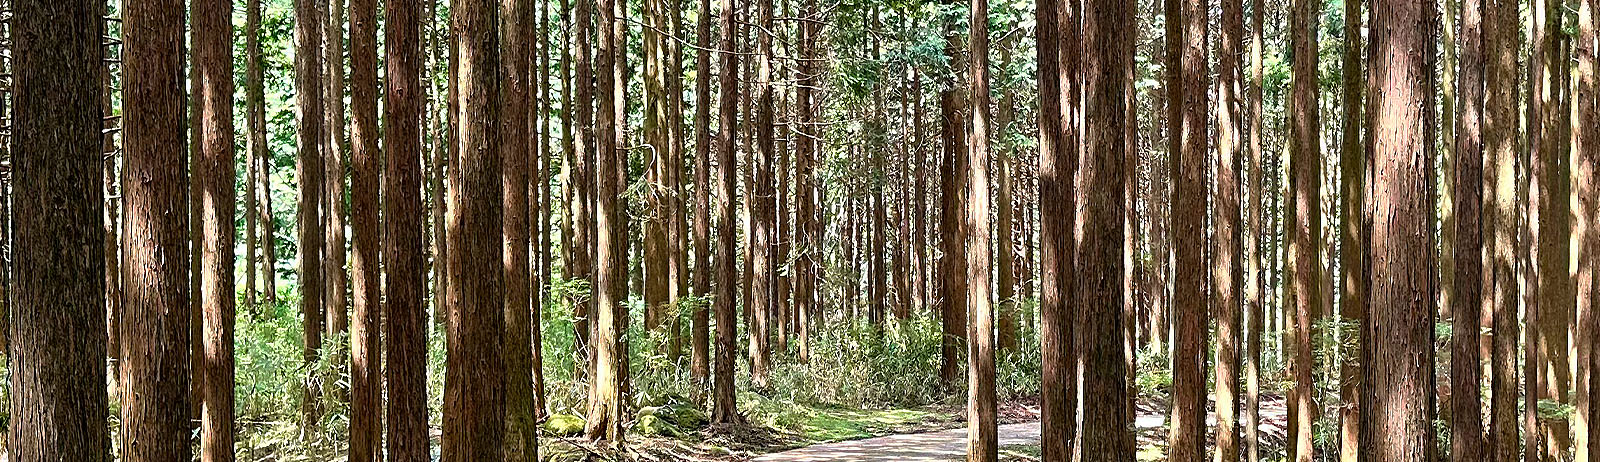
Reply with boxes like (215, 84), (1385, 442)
(750, 394), (1290, 461)
(750, 422), (1042, 462)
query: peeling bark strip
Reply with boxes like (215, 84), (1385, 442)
(10, 0), (109, 458)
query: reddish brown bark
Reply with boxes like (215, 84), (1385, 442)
(9, 0), (109, 458)
(122, 0), (194, 458)
(1358, 0), (1439, 459)
(1451, 0), (1486, 455)
(500, 0), (537, 456)
(348, 0), (382, 457)
(196, 0), (238, 458)
(384, 0), (430, 458)
(712, 0), (744, 424)
(442, 0), (507, 458)
(1079, 0), (1133, 454)
(294, 0), (327, 426)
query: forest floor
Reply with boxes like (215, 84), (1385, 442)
(542, 393), (1289, 461)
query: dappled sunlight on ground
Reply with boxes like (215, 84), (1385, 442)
(752, 422), (1042, 462)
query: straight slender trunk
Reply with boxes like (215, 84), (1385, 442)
(1169, 0), (1210, 453)
(196, 0), (238, 458)
(1215, 0), (1244, 455)
(442, 0), (506, 457)
(1534, 0), (1574, 454)
(1244, 0), (1266, 458)
(1451, 0), (1486, 455)
(499, 0), (536, 456)
(9, 0), (109, 458)
(384, 0), (430, 457)
(938, 0), (968, 388)
(569, 0), (596, 381)
(1359, 0), (1438, 459)
(347, 0), (382, 458)
(1079, 0), (1133, 454)
(712, 0), (745, 424)
(243, 1), (259, 307)
(122, 0), (193, 458)
(1338, 0), (1366, 458)
(1483, 0), (1518, 457)
(794, 0), (818, 361)
(586, 0), (626, 439)
(913, 71), (928, 316)
(749, 0), (776, 387)
(430, 0), (448, 328)
(1576, 0), (1599, 459)
(1037, 0), (1077, 454)
(532, 0), (552, 418)
(325, 0), (350, 338)
(965, 0), (997, 456)
(294, 0), (327, 426)
(1288, 0), (1322, 458)
(692, 0), (715, 380)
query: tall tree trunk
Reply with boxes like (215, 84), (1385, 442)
(442, 0), (506, 457)
(1576, 0), (1599, 459)
(196, 0), (238, 458)
(569, 0), (596, 381)
(189, 23), (205, 425)
(643, 0), (671, 343)
(1079, 0), (1133, 454)
(965, 0), (997, 457)
(749, 0), (775, 387)
(1359, 0), (1438, 459)
(325, 0), (350, 338)
(692, 0), (715, 381)
(10, 0), (109, 458)
(1288, 0), (1322, 457)
(996, 84), (1017, 352)
(347, 0), (382, 458)
(712, 0), (745, 425)
(1169, 0), (1210, 453)
(1215, 0), (1244, 455)
(246, 0), (272, 305)
(1338, 0), (1366, 458)
(243, 3), (259, 307)
(794, 0), (819, 361)
(912, 71), (928, 317)
(666, 0), (690, 362)
(384, 0), (430, 457)
(533, 0), (552, 419)
(937, 0), (968, 388)
(1483, 0), (1519, 457)
(1451, 0), (1486, 456)
(430, 0), (449, 328)
(1244, 0), (1266, 458)
(294, 0), (327, 426)
(1534, 0), (1574, 454)
(499, 0), (537, 456)
(122, 0), (192, 458)
(586, 0), (626, 440)
(1037, 0), (1078, 454)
